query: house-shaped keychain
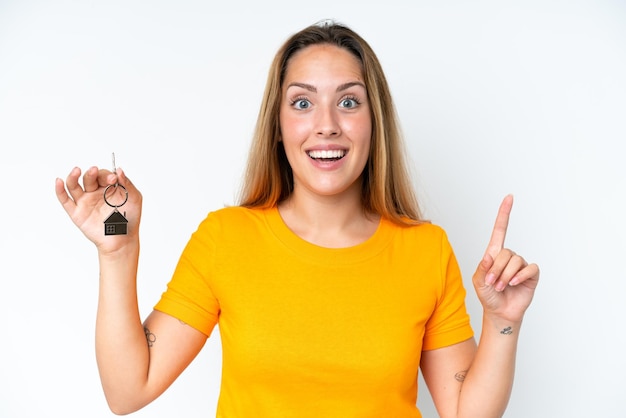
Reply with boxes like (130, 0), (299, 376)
(104, 210), (128, 235)
(103, 154), (129, 236)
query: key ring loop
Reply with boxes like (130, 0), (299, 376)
(103, 184), (128, 208)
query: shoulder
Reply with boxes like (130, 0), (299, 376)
(387, 219), (449, 241)
(195, 206), (269, 238)
(206, 205), (265, 223)
(383, 219), (456, 257)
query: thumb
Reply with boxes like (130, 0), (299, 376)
(473, 253), (494, 288)
(115, 168), (139, 195)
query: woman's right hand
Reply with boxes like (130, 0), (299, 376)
(55, 166), (143, 254)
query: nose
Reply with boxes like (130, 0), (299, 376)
(315, 104), (340, 138)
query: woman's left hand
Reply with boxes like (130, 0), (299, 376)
(472, 195), (540, 323)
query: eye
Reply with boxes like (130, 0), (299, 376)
(339, 96), (361, 109)
(291, 97), (311, 110)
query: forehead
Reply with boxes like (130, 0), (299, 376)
(283, 44), (364, 83)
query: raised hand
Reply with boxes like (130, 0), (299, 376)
(55, 166), (142, 254)
(472, 195), (540, 323)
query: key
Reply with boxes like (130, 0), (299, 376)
(103, 153), (129, 235)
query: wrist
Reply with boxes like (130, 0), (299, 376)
(482, 313), (523, 336)
(97, 239), (140, 261)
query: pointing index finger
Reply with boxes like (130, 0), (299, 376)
(485, 194), (513, 258)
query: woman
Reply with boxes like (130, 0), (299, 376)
(55, 21), (539, 418)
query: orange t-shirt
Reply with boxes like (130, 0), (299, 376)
(155, 206), (473, 417)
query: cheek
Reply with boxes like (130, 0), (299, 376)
(344, 117), (372, 146)
(279, 111), (308, 143)
(279, 118), (305, 159)
(347, 118), (372, 167)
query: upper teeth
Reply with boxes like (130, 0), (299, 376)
(308, 150), (346, 159)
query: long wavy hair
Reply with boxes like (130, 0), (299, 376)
(238, 20), (423, 225)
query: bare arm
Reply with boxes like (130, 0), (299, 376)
(95, 247), (207, 414)
(421, 318), (520, 418)
(56, 166), (207, 414)
(422, 196), (539, 418)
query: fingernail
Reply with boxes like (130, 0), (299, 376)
(485, 273), (496, 285)
(495, 281), (506, 292)
(509, 276), (519, 286)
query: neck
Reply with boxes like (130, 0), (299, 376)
(277, 183), (380, 248)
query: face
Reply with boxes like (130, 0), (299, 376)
(279, 44), (372, 201)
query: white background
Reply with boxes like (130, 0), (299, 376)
(1, 1), (625, 417)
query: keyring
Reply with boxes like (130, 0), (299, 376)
(103, 184), (128, 208)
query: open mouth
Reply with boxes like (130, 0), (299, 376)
(307, 149), (346, 161)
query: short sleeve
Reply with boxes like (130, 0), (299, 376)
(154, 213), (221, 337)
(422, 231), (474, 350)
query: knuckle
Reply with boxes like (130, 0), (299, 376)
(505, 248), (516, 257)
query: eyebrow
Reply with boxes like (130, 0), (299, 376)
(286, 81), (366, 93)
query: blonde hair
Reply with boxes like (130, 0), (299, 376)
(238, 21), (423, 225)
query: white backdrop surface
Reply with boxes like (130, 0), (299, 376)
(1, 1), (625, 417)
